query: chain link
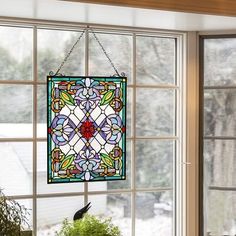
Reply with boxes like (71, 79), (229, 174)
(54, 27), (121, 77)
(90, 28), (120, 77)
(55, 29), (86, 76)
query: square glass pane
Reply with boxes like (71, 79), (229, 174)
(205, 191), (236, 235)
(37, 142), (84, 194)
(136, 88), (175, 136)
(136, 140), (174, 188)
(136, 36), (175, 85)
(127, 87), (132, 137)
(38, 29), (85, 81)
(204, 140), (236, 187)
(204, 89), (236, 136)
(89, 32), (132, 84)
(37, 85), (46, 137)
(88, 193), (131, 236)
(0, 85), (33, 138)
(88, 140), (132, 191)
(37, 196), (84, 235)
(17, 199), (33, 231)
(135, 191), (173, 236)
(0, 142), (32, 196)
(0, 26), (33, 81)
(204, 38), (236, 86)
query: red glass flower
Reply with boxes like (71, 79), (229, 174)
(80, 120), (95, 140)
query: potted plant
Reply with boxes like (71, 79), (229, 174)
(56, 214), (121, 236)
(0, 189), (31, 236)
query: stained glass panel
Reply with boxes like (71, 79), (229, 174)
(47, 76), (127, 183)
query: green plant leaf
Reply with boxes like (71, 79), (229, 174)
(100, 90), (115, 106)
(60, 91), (75, 106)
(57, 214), (121, 236)
(100, 153), (114, 168)
(60, 154), (75, 170)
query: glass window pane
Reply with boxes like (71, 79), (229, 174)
(203, 37), (236, 236)
(136, 36), (175, 85)
(204, 89), (236, 136)
(0, 142), (32, 196)
(135, 191), (173, 236)
(89, 32), (132, 84)
(0, 26), (33, 81)
(204, 38), (236, 86)
(136, 88), (175, 136)
(37, 85), (46, 138)
(17, 199), (33, 231)
(204, 140), (236, 188)
(136, 140), (174, 188)
(127, 87), (132, 137)
(88, 140), (132, 191)
(205, 191), (236, 235)
(37, 142), (84, 194)
(37, 196), (84, 235)
(88, 193), (131, 236)
(0, 85), (33, 138)
(38, 29), (85, 81)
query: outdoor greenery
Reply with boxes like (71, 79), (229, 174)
(56, 214), (121, 236)
(0, 189), (30, 236)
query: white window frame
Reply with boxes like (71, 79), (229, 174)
(0, 18), (187, 236)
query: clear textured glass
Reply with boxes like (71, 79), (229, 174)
(88, 140), (132, 191)
(0, 84), (33, 138)
(136, 36), (175, 85)
(88, 193), (131, 236)
(0, 26), (33, 81)
(135, 191), (173, 236)
(204, 89), (236, 136)
(136, 88), (175, 136)
(204, 38), (236, 86)
(136, 140), (174, 188)
(38, 29), (85, 81)
(37, 196), (84, 235)
(37, 142), (84, 194)
(204, 190), (236, 236)
(89, 32), (132, 83)
(0, 142), (32, 196)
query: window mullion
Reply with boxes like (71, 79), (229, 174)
(33, 25), (38, 236)
(131, 32), (137, 236)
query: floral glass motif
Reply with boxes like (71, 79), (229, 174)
(47, 76), (127, 183)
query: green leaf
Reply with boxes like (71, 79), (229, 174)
(100, 153), (114, 168)
(100, 90), (115, 106)
(60, 154), (75, 170)
(60, 91), (75, 106)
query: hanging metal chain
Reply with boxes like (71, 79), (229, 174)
(52, 27), (122, 77)
(54, 29), (86, 76)
(90, 28), (120, 77)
